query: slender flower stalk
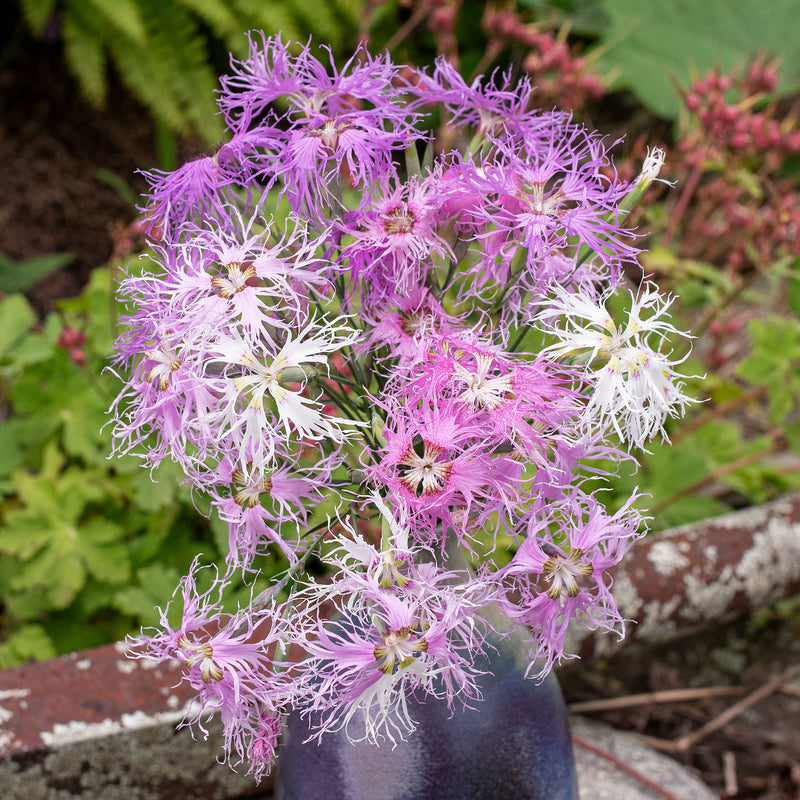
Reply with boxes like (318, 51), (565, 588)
(111, 33), (690, 777)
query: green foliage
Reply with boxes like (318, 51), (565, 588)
(517, 0), (609, 36)
(17, 0), (363, 144)
(0, 270), (227, 665)
(736, 316), (800, 425)
(0, 251), (74, 295)
(0, 624), (56, 669)
(593, 0), (800, 118)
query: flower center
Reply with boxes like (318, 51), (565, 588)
(542, 548), (593, 599)
(145, 346), (182, 391)
(178, 634), (223, 683)
(398, 443), (452, 496)
(374, 549), (410, 588)
(210, 260), (258, 299)
(383, 205), (416, 235)
(454, 356), (514, 410)
(373, 627), (428, 674)
(232, 467), (274, 508)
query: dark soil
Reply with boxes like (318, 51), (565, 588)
(3, 27), (798, 800)
(0, 34), (192, 316)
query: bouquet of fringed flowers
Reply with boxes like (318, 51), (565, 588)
(110, 34), (692, 780)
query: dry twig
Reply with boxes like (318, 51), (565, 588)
(722, 751), (738, 797)
(568, 686), (745, 714)
(638, 662), (800, 753)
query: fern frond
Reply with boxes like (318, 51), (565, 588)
(230, 0), (303, 45)
(84, 0), (148, 46)
(174, 0), (241, 38)
(140, 0), (225, 144)
(18, 0), (58, 35)
(112, 37), (188, 135)
(61, 14), (107, 105)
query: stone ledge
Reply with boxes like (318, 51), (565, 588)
(0, 643), (270, 799)
(0, 641), (720, 799)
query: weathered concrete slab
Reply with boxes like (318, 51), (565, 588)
(568, 490), (800, 660)
(0, 643), (269, 799)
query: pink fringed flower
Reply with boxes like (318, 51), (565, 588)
(109, 33), (691, 780)
(291, 529), (492, 744)
(126, 558), (296, 770)
(498, 493), (645, 677)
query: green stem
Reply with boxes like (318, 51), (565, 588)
(243, 523), (332, 623)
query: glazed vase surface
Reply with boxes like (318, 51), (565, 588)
(275, 624), (578, 800)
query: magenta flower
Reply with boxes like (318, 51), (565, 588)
(368, 396), (524, 547)
(337, 175), (452, 309)
(218, 34), (420, 215)
(415, 56), (568, 143)
(363, 286), (456, 369)
(498, 492), (645, 677)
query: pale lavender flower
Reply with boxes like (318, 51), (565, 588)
(363, 286), (456, 369)
(126, 558), (296, 769)
(498, 492), (644, 677)
(291, 531), (492, 744)
(211, 453), (331, 570)
(439, 127), (638, 304)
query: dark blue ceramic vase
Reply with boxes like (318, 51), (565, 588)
(275, 619), (578, 800)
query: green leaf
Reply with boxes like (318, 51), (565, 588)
(113, 564), (183, 626)
(0, 513), (52, 560)
(59, 389), (111, 464)
(786, 422), (800, 458)
(0, 295), (36, 361)
(789, 258), (800, 317)
(141, 0), (225, 144)
(593, 0), (800, 119)
(62, 14), (108, 105)
(130, 462), (182, 511)
(0, 624), (56, 669)
(19, 0), (59, 35)
(518, 0), (610, 36)
(0, 251), (74, 294)
(0, 420), (27, 480)
(736, 317), (800, 422)
(174, 0), (241, 36)
(232, 0), (303, 45)
(112, 38), (188, 135)
(84, 0), (148, 46)
(7, 523), (86, 612)
(79, 518), (131, 584)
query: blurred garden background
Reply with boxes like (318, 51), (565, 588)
(1, 0), (799, 795)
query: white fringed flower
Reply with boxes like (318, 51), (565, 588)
(542, 283), (694, 448)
